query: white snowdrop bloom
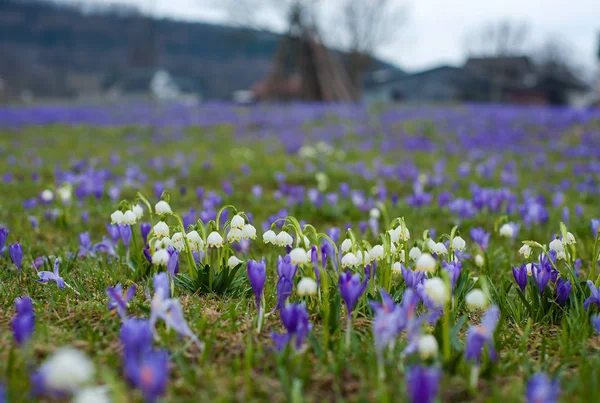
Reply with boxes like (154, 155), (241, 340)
(186, 231), (204, 251)
(231, 214), (245, 229)
(390, 242), (397, 254)
(369, 208), (381, 219)
(549, 238), (564, 253)
(369, 245), (385, 261)
(242, 223), (257, 239)
(499, 223), (514, 238)
(289, 248), (309, 265)
(426, 238), (436, 252)
(565, 232), (576, 245)
(73, 387), (111, 403)
(388, 227), (401, 243)
(341, 253), (358, 268)
(227, 255), (243, 269)
(398, 249), (406, 263)
(155, 236), (173, 250)
(153, 221), (169, 238)
(227, 228), (243, 243)
(418, 335), (439, 359)
(400, 226), (410, 241)
(153, 248), (170, 266)
(123, 210), (137, 225)
(110, 210), (125, 225)
(392, 261), (402, 274)
(475, 254), (485, 267)
(415, 253), (436, 272)
(133, 204), (144, 219)
(154, 200), (172, 215)
(341, 238), (353, 253)
(207, 231), (224, 248)
(451, 236), (466, 251)
(525, 263), (534, 276)
(41, 189), (54, 202)
(57, 184), (72, 203)
(275, 231), (293, 247)
(465, 289), (488, 310)
(409, 247), (422, 261)
(424, 277), (449, 306)
(172, 232), (185, 251)
(39, 347), (95, 392)
(433, 242), (448, 255)
(556, 250), (566, 260)
(263, 230), (276, 244)
(297, 277), (318, 296)
(519, 244), (532, 258)
(356, 250), (370, 265)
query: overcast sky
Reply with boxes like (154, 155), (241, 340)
(64, 0), (599, 74)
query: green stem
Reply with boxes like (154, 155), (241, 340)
(175, 214), (196, 280)
(345, 315), (352, 351)
(442, 303), (451, 362)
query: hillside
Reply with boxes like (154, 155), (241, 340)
(0, 0), (401, 100)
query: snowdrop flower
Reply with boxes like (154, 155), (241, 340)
(297, 277), (318, 296)
(227, 256), (243, 269)
(451, 236), (466, 251)
(519, 244), (532, 258)
(409, 247), (422, 261)
(433, 242), (448, 255)
(564, 232), (576, 245)
(426, 238), (436, 252)
(153, 221), (169, 238)
(398, 249), (406, 263)
(475, 254), (484, 267)
(549, 238), (564, 253)
(123, 210), (136, 225)
(369, 208), (381, 219)
(289, 248), (309, 265)
(57, 184), (72, 203)
(153, 249), (170, 266)
(341, 238), (353, 253)
(40, 189), (54, 203)
(525, 263), (535, 276)
(242, 223), (256, 239)
(154, 200), (172, 215)
(73, 387), (111, 403)
(415, 253), (436, 272)
(33, 347), (94, 393)
(341, 252), (358, 268)
(424, 277), (449, 306)
(110, 210), (125, 225)
(186, 231), (204, 251)
(227, 228), (243, 243)
(356, 250), (370, 265)
(133, 204), (144, 219)
(388, 227), (401, 243)
(297, 235), (311, 248)
(231, 214), (245, 229)
(369, 245), (385, 261)
(263, 230), (276, 244)
(465, 289), (488, 310)
(207, 232), (224, 248)
(556, 250), (566, 260)
(499, 223), (514, 238)
(418, 335), (439, 359)
(156, 236), (173, 250)
(171, 232), (185, 251)
(392, 261), (402, 274)
(275, 231), (293, 247)
(400, 226), (410, 241)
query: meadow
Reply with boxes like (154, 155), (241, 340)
(1, 102), (600, 402)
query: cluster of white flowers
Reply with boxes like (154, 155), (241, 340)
(263, 229), (293, 247)
(186, 230), (204, 251)
(110, 204), (144, 226)
(388, 224), (410, 243)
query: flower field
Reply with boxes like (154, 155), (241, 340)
(1, 103), (600, 402)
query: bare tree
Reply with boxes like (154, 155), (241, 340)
(534, 36), (583, 78)
(464, 19), (530, 57)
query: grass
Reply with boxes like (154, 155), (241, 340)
(1, 104), (600, 402)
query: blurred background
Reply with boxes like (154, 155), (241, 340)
(0, 0), (599, 107)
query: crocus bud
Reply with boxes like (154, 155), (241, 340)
(297, 277), (318, 296)
(9, 243), (23, 272)
(154, 201), (172, 215)
(207, 232), (224, 248)
(465, 289), (487, 310)
(153, 222), (169, 238)
(418, 335), (439, 359)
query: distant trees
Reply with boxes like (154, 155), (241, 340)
(463, 19), (530, 57)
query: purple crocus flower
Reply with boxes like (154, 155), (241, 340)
(465, 305), (499, 363)
(339, 271), (368, 318)
(555, 278), (571, 305)
(532, 264), (551, 295)
(166, 248), (179, 277)
(247, 259), (267, 311)
(470, 227), (490, 251)
(415, 283), (443, 325)
(327, 227), (340, 244)
(271, 303), (312, 352)
(406, 365), (441, 403)
(78, 232), (95, 258)
(526, 373), (560, 403)
(140, 222), (152, 244)
(584, 280), (600, 310)
(512, 264), (528, 292)
(153, 272), (170, 299)
(9, 243), (23, 272)
(106, 223), (120, 244)
(107, 284), (137, 320)
(310, 246), (321, 287)
(94, 236), (117, 256)
(370, 289), (402, 357)
(0, 226), (8, 251)
(120, 225), (132, 250)
(592, 219), (600, 238)
(574, 259), (582, 277)
(401, 264), (426, 290)
(11, 296), (35, 345)
(37, 258), (65, 289)
(274, 255), (297, 311)
(442, 261), (461, 293)
(591, 314), (600, 333)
